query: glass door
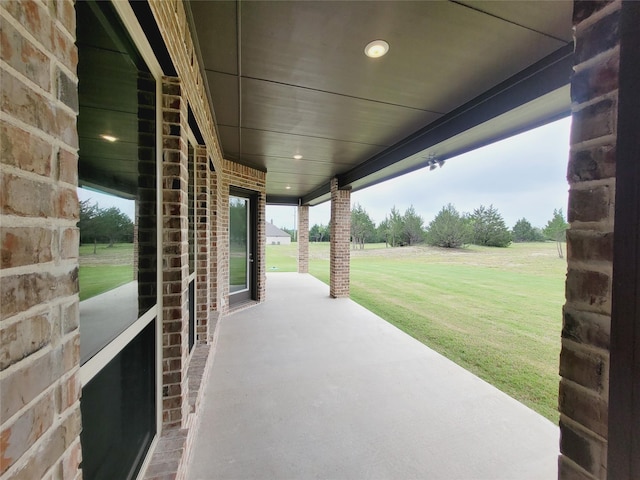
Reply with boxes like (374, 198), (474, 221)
(229, 192), (256, 304)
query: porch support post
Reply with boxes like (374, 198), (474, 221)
(298, 205), (309, 273)
(608, 1), (640, 477)
(194, 146), (210, 344)
(329, 178), (351, 298)
(161, 76), (190, 428)
(209, 165), (220, 338)
(559, 1), (626, 478)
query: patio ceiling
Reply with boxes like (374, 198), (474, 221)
(187, 1), (574, 205)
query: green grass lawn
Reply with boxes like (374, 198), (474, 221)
(79, 266), (134, 301)
(79, 243), (134, 301)
(230, 255), (248, 290)
(266, 241), (565, 422)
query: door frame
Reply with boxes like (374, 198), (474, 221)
(229, 187), (258, 306)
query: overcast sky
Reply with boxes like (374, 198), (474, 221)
(268, 116), (572, 231)
(79, 116), (571, 231)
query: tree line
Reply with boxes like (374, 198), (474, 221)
(79, 200), (134, 250)
(306, 204), (568, 256)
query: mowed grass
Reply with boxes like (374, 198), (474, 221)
(79, 243), (134, 301)
(267, 242), (565, 422)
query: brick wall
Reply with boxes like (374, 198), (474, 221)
(559, 2), (621, 479)
(137, 71), (159, 313)
(194, 146), (210, 343)
(329, 178), (351, 298)
(149, 0), (223, 174)
(161, 76), (190, 428)
(0, 0), (82, 478)
(218, 160), (267, 310)
(298, 205), (309, 273)
(215, 171), (229, 314)
(208, 168), (219, 337)
(148, 0), (267, 315)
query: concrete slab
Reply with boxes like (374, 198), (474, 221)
(187, 273), (558, 480)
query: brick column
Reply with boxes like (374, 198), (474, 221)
(194, 146), (210, 344)
(298, 205), (309, 273)
(329, 178), (351, 298)
(559, 2), (620, 479)
(137, 71), (158, 313)
(216, 171), (230, 314)
(256, 191), (267, 301)
(0, 0), (82, 478)
(208, 167), (220, 336)
(161, 76), (189, 428)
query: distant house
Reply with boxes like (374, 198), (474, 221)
(266, 222), (291, 245)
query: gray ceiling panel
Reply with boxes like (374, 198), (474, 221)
(237, 128), (386, 170)
(217, 125), (240, 160)
(207, 71), (240, 127)
(190, 0), (238, 74)
(239, 1), (566, 112)
(187, 1), (573, 203)
(456, 1), (574, 42)
(240, 78), (442, 146)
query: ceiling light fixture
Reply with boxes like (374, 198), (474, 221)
(285, 185), (291, 190)
(364, 40), (389, 58)
(293, 154), (303, 160)
(100, 134), (117, 142)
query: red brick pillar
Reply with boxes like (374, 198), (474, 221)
(208, 168), (220, 335)
(0, 0), (82, 477)
(330, 178), (351, 298)
(298, 205), (309, 273)
(256, 191), (267, 301)
(161, 76), (189, 428)
(559, 2), (621, 479)
(217, 169), (230, 314)
(194, 146), (210, 344)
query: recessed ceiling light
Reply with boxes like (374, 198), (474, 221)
(293, 154), (303, 160)
(364, 40), (389, 58)
(285, 185), (291, 190)
(100, 134), (117, 142)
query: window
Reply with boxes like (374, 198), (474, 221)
(76, 2), (159, 478)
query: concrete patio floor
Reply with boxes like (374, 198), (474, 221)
(187, 273), (559, 480)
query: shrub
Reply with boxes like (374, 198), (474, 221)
(426, 204), (470, 248)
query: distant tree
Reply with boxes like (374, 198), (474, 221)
(512, 218), (546, 243)
(97, 207), (134, 247)
(351, 203), (376, 249)
(377, 218), (390, 246)
(282, 227), (296, 240)
(309, 223), (329, 242)
(468, 205), (512, 247)
(425, 204), (470, 248)
(387, 206), (405, 247)
(78, 201), (134, 250)
(543, 208), (569, 258)
(402, 205), (425, 245)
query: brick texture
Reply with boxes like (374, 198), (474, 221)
(330, 178), (351, 298)
(2, 0), (269, 478)
(149, 0), (223, 174)
(217, 160), (267, 313)
(137, 71), (159, 311)
(208, 168), (218, 330)
(161, 76), (190, 428)
(194, 146), (210, 343)
(0, 0), (81, 477)
(559, 2), (622, 478)
(297, 205), (309, 273)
